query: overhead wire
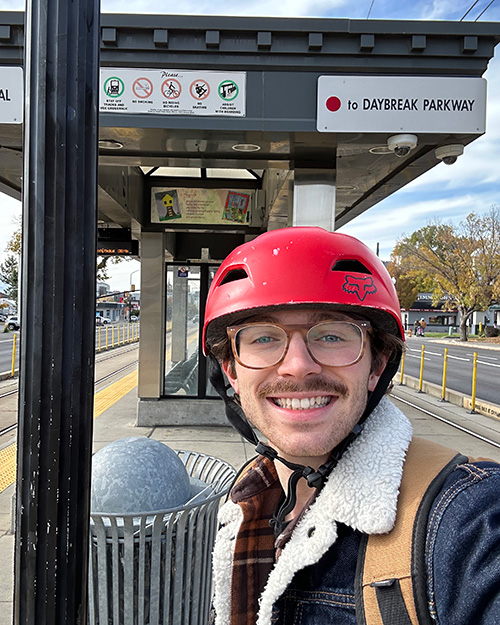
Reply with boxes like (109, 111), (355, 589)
(461, 0), (482, 20)
(366, 0), (376, 19)
(475, 0), (496, 19)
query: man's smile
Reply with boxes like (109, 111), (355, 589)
(270, 396), (333, 410)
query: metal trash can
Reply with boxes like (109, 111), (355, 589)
(88, 449), (236, 625)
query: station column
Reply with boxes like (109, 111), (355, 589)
(138, 232), (167, 399)
(15, 0), (100, 623)
(292, 166), (336, 230)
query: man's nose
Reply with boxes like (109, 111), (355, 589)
(276, 331), (322, 378)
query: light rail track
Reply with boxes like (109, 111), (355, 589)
(0, 389), (17, 401)
(390, 392), (500, 450)
(94, 359), (138, 386)
(95, 344), (139, 364)
(0, 348), (138, 438)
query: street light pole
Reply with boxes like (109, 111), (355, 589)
(130, 268), (140, 291)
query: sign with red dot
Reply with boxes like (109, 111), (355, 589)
(317, 75), (486, 134)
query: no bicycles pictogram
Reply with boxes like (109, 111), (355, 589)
(133, 77), (154, 99)
(189, 80), (210, 101)
(161, 79), (182, 100)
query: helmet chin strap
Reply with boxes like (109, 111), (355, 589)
(256, 426), (363, 535)
(208, 353), (400, 536)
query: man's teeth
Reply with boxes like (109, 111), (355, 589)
(273, 396), (331, 410)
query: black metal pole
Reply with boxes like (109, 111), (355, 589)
(15, 0), (100, 623)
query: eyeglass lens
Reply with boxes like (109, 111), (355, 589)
(233, 321), (364, 368)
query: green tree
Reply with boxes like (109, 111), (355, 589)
(1, 221), (21, 302)
(393, 208), (500, 341)
(0, 254), (19, 301)
(386, 258), (424, 309)
(96, 255), (125, 282)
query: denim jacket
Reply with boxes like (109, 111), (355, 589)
(211, 397), (500, 625)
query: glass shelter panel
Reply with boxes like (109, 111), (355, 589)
(206, 264), (224, 398)
(164, 265), (201, 396)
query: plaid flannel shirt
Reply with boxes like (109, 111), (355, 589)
(224, 455), (316, 625)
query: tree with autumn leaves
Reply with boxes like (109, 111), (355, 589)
(389, 208), (500, 341)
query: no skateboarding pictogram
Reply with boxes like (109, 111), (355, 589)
(133, 77), (154, 100)
(190, 80), (210, 101)
(161, 79), (182, 100)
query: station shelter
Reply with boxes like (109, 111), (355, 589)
(1, 13), (499, 430)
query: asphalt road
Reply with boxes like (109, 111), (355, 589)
(401, 336), (499, 405)
(0, 325), (137, 377)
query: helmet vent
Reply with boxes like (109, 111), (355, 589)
(332, 259), (372, 274)
(219, 268), (249, 285)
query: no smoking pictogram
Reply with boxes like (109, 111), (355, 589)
(133, 77), (154, 99)
(161, 79), (182, 100)
(190, 80), (210, 101)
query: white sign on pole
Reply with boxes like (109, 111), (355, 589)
(100, 68), (246, 117)
(0, 67), (23, 124)
(317, 76), (486, 133)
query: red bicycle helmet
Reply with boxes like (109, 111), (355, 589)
(203, 227), (404, 353)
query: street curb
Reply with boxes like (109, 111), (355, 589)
(398, 373), (500, 420)
(0, 370), (17, 381)
(407, 336), (500, 351)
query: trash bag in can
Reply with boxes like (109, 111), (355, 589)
(89, 438), (236, 625)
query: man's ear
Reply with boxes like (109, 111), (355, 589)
(222, 361), (239, 394)
(368, 355), (389, 392)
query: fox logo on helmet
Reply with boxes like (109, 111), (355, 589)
(342, 275), (377, 301)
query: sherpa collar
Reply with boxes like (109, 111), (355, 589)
(213, 396), (413, 625)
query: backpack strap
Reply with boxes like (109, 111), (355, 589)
(355, 437), (468, 625)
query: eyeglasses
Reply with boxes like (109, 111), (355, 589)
(227, 320), (371, 370)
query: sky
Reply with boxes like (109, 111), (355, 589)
(1, 0), (500, 293)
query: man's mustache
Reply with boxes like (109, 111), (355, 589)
(257, 377), (349, 399)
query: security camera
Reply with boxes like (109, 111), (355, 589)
(435, 144), (464, 166)
(387, 134), (418, 158)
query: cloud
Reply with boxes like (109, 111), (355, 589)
(339, 186), (500, 259)
(100, 0), (348, 17)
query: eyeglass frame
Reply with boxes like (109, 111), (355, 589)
(226, 320), (372, 370)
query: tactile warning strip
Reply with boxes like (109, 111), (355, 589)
(94, 370), (138, 418)
(0, 442), (17, 493)
(0, 369), (138, 494)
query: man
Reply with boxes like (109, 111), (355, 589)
(203, 227), (499, 625)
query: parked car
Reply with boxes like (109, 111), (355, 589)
(5, 316), (20, 331)
(96, 316), (110, 325)
(130, 315), (138, 322)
